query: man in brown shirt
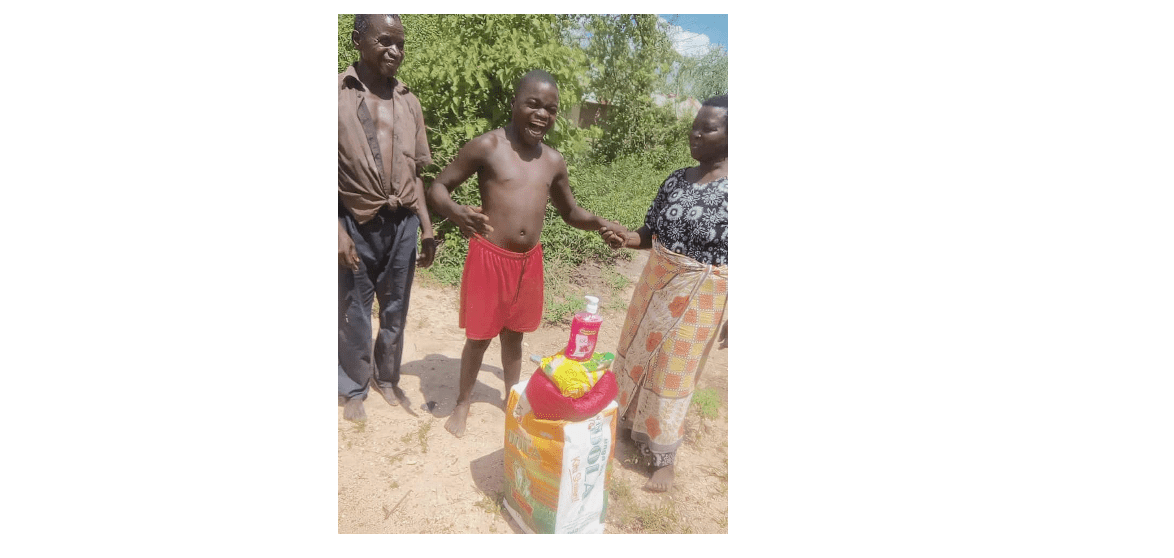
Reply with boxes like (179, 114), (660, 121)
(339, 14), (435, 422)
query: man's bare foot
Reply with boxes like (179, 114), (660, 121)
(444, 402), (471, 438)
(644, 464), (675, 492)
(379, 384), (419, 416)
(379, 384), (414, 407)
(377, 385), (400, 407)
(342, 397), (366, 422)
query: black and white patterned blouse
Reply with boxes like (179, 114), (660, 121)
(643, 168), (728, 266)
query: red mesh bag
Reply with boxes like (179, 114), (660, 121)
(525, 368), (618, 421)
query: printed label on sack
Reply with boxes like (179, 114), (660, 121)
(555, 408), (613, 533)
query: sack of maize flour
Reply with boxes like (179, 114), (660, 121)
(502, 379), (618, 534)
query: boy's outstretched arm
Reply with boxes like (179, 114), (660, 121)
(603, 224), (652, 251)
(426, 137), (494, 238)
(548, 158), (628, 249)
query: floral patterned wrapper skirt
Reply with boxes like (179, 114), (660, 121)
(613, 238), (728, 466)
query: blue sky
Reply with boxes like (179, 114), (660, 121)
(658, 14), (728, 56)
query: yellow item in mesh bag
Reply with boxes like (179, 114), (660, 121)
(539, 351), (615, 399)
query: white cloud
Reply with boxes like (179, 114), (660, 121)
(660, 17), (712, 58)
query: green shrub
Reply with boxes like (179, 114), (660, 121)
(692, 387), (721, 419)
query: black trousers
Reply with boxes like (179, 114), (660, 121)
(338, 205), (418, 400)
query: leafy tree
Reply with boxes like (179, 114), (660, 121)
(668, 44), (728, 102)
(573, 14), (684, 167)
(578, 15), (674, 108)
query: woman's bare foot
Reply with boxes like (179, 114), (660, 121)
(644, 464), (675, 492)
(445, 402), (471, 437)
(342, 397), (366, 422)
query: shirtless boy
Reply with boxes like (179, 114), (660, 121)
(427, 69), (627, 437)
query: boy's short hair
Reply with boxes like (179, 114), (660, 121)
(354, 14), (402, 37)
(515, 69), (558, 93)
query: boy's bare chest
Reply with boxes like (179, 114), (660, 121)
(482, 153), (554, 192)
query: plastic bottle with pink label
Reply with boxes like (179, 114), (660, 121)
(564, 295), (603, 361)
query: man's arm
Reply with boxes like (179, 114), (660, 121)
(413, 174), (436, 268)
(339, 219), (360, 270)
(409, 97), (437, 268)
(426, 136), (493, 238)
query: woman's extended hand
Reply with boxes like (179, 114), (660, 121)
(600, 221), (630, 249)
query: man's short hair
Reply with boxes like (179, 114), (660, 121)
(515, 69), (558, 94)
(354, 14), (401, 37)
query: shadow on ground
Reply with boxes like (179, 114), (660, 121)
(399, 353), (505, 416)
(470, 448), (525, 533)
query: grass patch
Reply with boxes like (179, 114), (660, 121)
(400, 421), (433, 453)
(417, 420), (433, 453)
(542, 256), (582, 325)
(608, 477), (633, 502)
(604, 266), (631, 293)
(474, 491), (504, 516)
(691, 387), (721, 420)
(619, 502), (693, 534)
(387, 449), (409, 466)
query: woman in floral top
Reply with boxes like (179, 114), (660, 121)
(602, 95), (728, 492)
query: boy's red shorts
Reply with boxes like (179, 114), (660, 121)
(459, 234), (544, 340)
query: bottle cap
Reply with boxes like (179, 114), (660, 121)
(584, 295), (599, 314)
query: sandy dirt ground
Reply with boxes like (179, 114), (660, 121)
(338, 251), (728, 533)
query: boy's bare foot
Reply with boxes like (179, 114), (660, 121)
(445, 402), (471, 437)
(342, 397), (366, 422)
(644, 464), (675, 492)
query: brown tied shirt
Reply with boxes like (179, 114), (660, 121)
(338, 64), (432, 225)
